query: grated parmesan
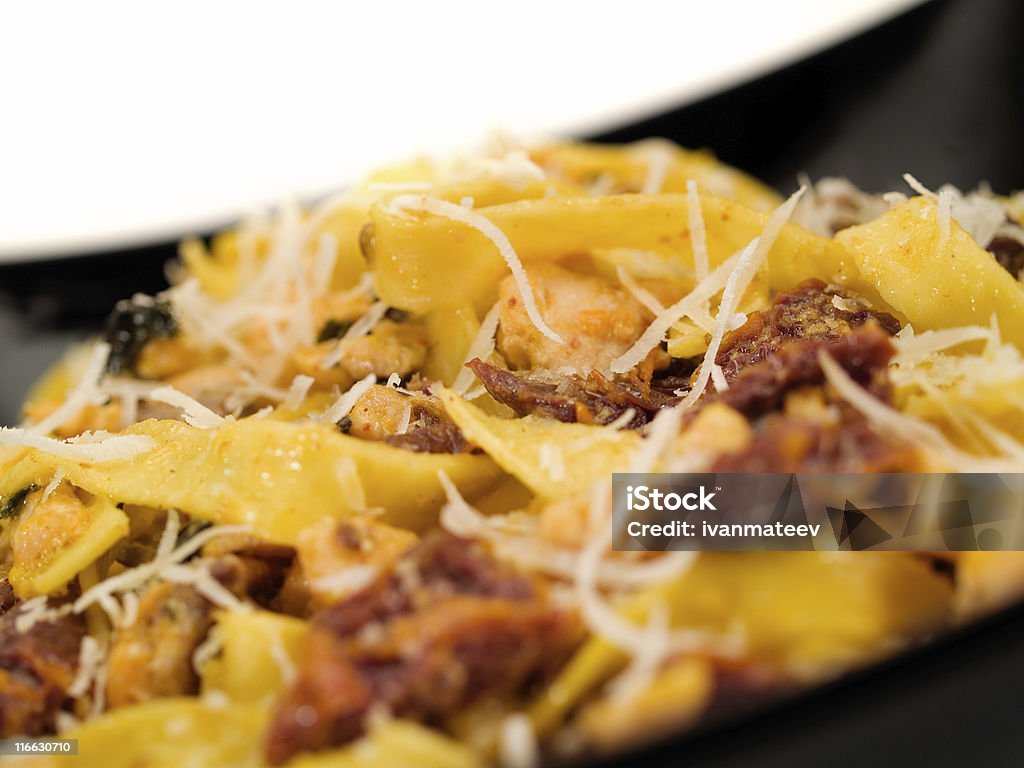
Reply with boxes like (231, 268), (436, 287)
(603, 408), (637, 432)
(452, 300), (502, 393)
(818, 350), (1017, 471)
(269, 634), (298, 685)
(396, 403), (413, 436)
(636, 142), (672, 195)
(893, 325), (992, 366)
(0, 427), (155, 463)
(687, 180), (710, 281)
(680, 186), (806, 407)
(539, 442), (566, 482)
(163, 562), (250, 612)
(319, 374), (376, 425)
(937, 186), (953, 253)
(73, 520), (250, 617)
(149, 386), (227, 429)
(39, 468), (66, 503)
(27, 342), (110, 436)
(309, 565), (379, 597)
(610, 251), (741, 374)
(903, 173), (936, 199)
(616, 265), (664, 316)
(499, 713), (541, 768)
(575, 482), (742, 662)
(630, 406), (684, 473)
(283, 374), (315, 411)
(191, 628), (223, 675)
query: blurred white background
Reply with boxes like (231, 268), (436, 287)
(0, 0), (923, 260)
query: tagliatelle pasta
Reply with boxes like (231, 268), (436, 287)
(4, 139), (1024, 767)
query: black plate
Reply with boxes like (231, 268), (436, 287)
(1, 0), (1022, 764)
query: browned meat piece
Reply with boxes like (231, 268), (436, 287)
(708, 322), (896, 420)
(203, 533), (295, 607)
(468, 281), (896, 429)
(105, 583), (213, 708)
(383, 397), (474, 454)
(707, 307), (921, 471)
(347, 385), (415, 441)
(0, 605), (85, 737)
(315, 533), (537, 637)
(467, 358), (678, 429)
(344, 384), (474, 454)
(689, 278), (919, 471)
(713, 279), (900, 382)
(0, 580), (16, 615)
(988, 235), (1024, 278)
(297, 518), (417, 608)
(711, 408), (924, 472)
(265, 533), (581, 764)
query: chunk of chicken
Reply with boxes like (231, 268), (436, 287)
(105, 582), (213, 708)
(291, 320), (429, 390)
(497, 263), (652, 374)
(9, 484), (92, 575)
(296, 517), (417, 607)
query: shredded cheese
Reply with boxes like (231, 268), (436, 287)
(319, 374), (376, 424)
(88, 644), (111, 719)
(102, 377), (160, 428)
(438, 470), (487, 539)
(424, 145), (547, 190)
(631, 406), (684, 473)
(311, 233), (339, 296)
(637, 143), (672, 195)
(539, 442), (566, 482)
(191, 628), (224, 675)
(603, 408), (637, 431)
(903, 173), (937, 199)
(39, 468), (66, 503)
(309, 565), (380, 597)
(387, 195), (563, 343)
(680, 186), (806, 407)
(452, 300), (502, 393)
(0, 427), (155, 462)
(687, 180), (710, 281)
(615, 265), (664, 315)
(28, 342), (110, 436)
(610, 251), (740, 374)
(831, 295), (863, 313)
(937, 186), (953, 253)
(120, 590), (140, 628)
(818, 350), (1016, 471)
(575, 482), (741, 662)
(396, 403), (413, 436)
(605, 602), (670, 704)
(269, 634), (298, 685)
(499, 713), (541, 768)
(893, 326), (992, 365)
(73, 522), (250, 616)
(163, 562), (249, 611)
(14, 597), (72, 634)
(282, 374), (315, 411)
(149, 386), (226, 429)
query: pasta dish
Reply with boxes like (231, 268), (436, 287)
(2, 139), (1024, 767)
